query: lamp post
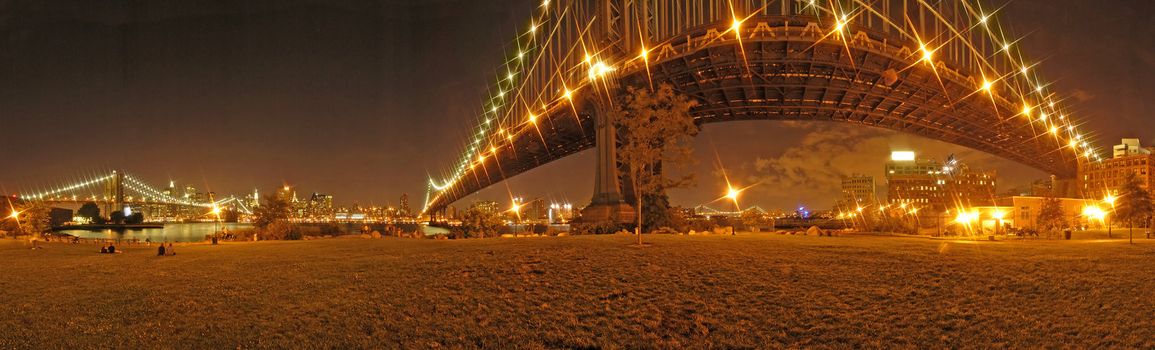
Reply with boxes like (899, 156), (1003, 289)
(211, 205), (221, 245)
(1104, 195), (1116, 239)
(509, 201), (522, 235)
(8, 210), (21, 236)
(725, 186), (742, 235)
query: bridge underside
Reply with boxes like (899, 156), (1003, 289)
(427, 20), (1078, 212)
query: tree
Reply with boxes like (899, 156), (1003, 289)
(615, 83), (699, 245)
(125, 212), (145, 224)
(740, 210), (768, 232)
(77, 202), (102, 223)
(1036, 195), (1066, 237)
(460, 207), (504, 238)
(253, 194), (290, 229)
(18, 202), (52, 237)
(109, 210), (126, 225)
(1116, 172), (1154, 244)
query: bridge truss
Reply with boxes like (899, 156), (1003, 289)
(425, 0), (1102, 214)
(16, 170), (252, 216)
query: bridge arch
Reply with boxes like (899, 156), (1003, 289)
(424, 1), (1098, 217)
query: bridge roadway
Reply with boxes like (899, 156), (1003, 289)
(425, 16), (1079, 213)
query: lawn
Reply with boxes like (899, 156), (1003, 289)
(2, 233), (1153, 349)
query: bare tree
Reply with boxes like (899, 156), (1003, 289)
(615, 83), (699, 245)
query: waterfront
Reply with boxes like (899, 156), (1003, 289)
(55, 223), (251, 243)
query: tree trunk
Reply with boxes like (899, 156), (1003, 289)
(633, 169), (642, 246)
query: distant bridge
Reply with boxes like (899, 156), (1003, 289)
(16, 170), (252, 216)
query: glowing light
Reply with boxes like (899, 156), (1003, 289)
(992, 211), (1006, 220)
(491, 106), (499, 113)
(1039, 112), (1047, 121)
(1002, 43), (1011, 51)
(1021, 66), (1028, 75)
(1050, 126), (1059, 134)
(490, 146), (498, 153)
(979, 14), (989, 24)
(639, 48), (648, 60)
(981, 79), (993, 92)
(725, 187), (741, 201)
(1082, 205), (1105, 220)
(529, 23), (537, 33)
(8, 211), (17, 219)
(528, 113), (537, 123)
(891, 151), (916, 161)
(563, 88), (573, 100)
(955, 211), (979, 224)
(507, 72), (515, 81)
(920, 44), (934, 63)
(588, 61), (613, 79)
(478, 154), (486, 162)
(731, 18), (743, 32)
(211, 205), (221, 216)
(833, 14), (849, 33)
(1105, 195), (1117, 205)
(518, 51), (524, 60)
(1021, 105), (1032, 116)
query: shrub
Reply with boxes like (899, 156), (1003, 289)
(259, 221), (301, 240)
(572, 221), (627, 235)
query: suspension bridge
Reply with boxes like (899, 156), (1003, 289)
(423, 0), (1104, 223)
(14, 170), (253, 218)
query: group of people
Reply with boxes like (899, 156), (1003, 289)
(97, 242), (176, 255)
(99, 243), (120, 254)
(157, 243), (176, 256)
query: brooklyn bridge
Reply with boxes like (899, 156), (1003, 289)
(422, 0), (1101, 223)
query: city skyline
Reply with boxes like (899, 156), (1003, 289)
(3, 0), (1155, 210)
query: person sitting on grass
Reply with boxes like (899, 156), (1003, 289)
(165, 243), (175, 256)
(107, 244), (117, 254)
(100, 244), (108, 254)
(157, 244), (166, 256)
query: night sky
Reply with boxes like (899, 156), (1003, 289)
(2, 0), (1153, 211)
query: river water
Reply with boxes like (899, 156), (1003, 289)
(55, 222), (451, 242)
(56, 223), (252, 243)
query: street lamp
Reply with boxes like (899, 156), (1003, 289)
(1104, 195), (1116, 239)
(1081, 205), (1105, 232)
(725, 186), (742, 235)
(992, 210), (1006, 237)
(509, 201), (522, 234)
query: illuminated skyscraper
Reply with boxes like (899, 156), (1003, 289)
(399, 194), (411, 217)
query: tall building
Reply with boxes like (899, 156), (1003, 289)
(886, 152), (944, 208)
(470, 200), (500, 216)
(549, 203), (575, 224)
(886, 152), (997, 212)
(522, 198), (548, 223)
(308, 193), (334, 220)
(1082, 139), (1155, 200)
(836, 174), (876, 211)
(249, 189), (260, 208)
(276, 186), (296, 202)
(1113, 138), (1150, 158)
(399, 194), (411, 217)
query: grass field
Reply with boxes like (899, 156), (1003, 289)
(2, 233), (1154, 349)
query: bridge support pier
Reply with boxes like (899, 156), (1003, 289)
(579, 99), (635, 225)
